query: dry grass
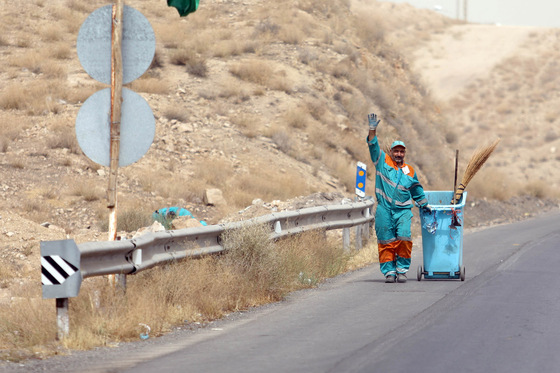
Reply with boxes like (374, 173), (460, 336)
(230, 113), (262, 138)
(40, 24), (64, 42)
(163, 106), (188, 122)
(467, 168), (516, 201)
(284, 106), (310, 129)
(129, 77), (170, 95)
(0, 85), (28, 111)
(226, 166), (310, 209)
(46, 129), (80, 154)
(0, 224), (374, 360)
(230, 59), (273, 86)
(48, 43), (72, 60)
(524, 180), (553, 199)
(117, 209), (154, 232)
(70, 182), (102, 202)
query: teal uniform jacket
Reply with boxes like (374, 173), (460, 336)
(367, 136), (428, 244)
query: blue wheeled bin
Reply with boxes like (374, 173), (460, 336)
(417, 191), (467, 281)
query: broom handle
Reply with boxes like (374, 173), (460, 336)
(452, 149), (459, 204)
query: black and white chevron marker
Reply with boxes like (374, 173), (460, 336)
(40, 240), (82, 299)
(41, 255), (78, 286)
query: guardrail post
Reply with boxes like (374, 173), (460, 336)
(342, 228), (350, 252)
(56, 298), (69, 340)
(274, 221), (282, 234)
(355, 225), (363, 250)
(363, 207), (372, 243)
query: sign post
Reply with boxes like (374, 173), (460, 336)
(41, 239), (81, 340)
(108, 0), (124, 241)
(354, 161), (368, 250)
(76, 1), (156, 289)
(107, 0), (125, 288)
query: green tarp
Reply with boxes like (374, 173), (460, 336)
(167, 0), (199, 17)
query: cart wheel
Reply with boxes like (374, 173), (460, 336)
(460, 265), (466, 281)
(417, 265), (423, 281)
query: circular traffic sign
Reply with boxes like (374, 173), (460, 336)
(75, 88), (155, 167)
(77, 5), (156, 85)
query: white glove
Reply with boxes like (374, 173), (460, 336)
(368, 113), (381, 130)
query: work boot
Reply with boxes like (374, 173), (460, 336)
(397, 273), (407, 283)
(385, 275), (396, 283)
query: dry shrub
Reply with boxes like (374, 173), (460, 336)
(186, 57), (208, 78)
(279, 26), (304, 45)
(253, 19), (280, 37)
(7, 156), (25, 170)
(284, 106), (309, 129)
(133, 169), (185, 200)
(218, 78), (250, 99)
(65, 0), (92, 13)
(0, 35), (9, 47)
(227, 166), (309, 209)
(338, 90), (369, 122)
(8, 50), (42, 72)
(47, 129), (80, 153)
(268, 74), (294, 94)
(21, 200), (49, 223)
(230, 113), (261, 138)
(49, 43), (71, 60)
(41, 61), (67, 79)
(156, 23), (182, 49)
(465, 168), (516, 201)
(340, 132), (369, 162)
(40, 24), (64, 42)
(0, 137), (9, 153)
(276, 230), (349, 286)
(15, 36), (32, 49)
(0, 85), (27, 110)
(169, 49), (195, 66)
(223, 224), (281, 296)
(304, 97), (325, 121)
(117, 209), (154, 232)
(21, 81), (67, 115)
(354, 12), (386, 49)
(50, 5), (83, 33)
(70, 182), (102, 202)
(192, 157), (235, 187)
(0, 299), (56, 360)
(65, 85), (101, 104)
(229, 60), (273, 86)
(129, 77), (169, 94)
(164, 106), (188, 122)
(524, 180), (552, 198)
(270, 128), (293, 155)
(212, 40), (243, 58)
(322, 151), (355, 193)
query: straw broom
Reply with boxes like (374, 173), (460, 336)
(453, 138), (501, 204)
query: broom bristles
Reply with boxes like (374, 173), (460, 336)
(453, 138), (500, 204)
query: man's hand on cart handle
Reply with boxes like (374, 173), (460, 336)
(421, 205), (432, 214)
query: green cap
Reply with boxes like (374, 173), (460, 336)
(391, 140), (406, 149)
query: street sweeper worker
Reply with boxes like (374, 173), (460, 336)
(366, 113), (431, 283)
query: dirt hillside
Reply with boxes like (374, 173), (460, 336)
(0, 0), (559, 305)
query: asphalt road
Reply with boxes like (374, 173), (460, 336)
(5, 210), (560, 373)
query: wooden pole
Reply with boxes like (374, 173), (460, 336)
(452, 149), (459, 204)
(108, 0), (123, 240)
(108, 0), (124, 287)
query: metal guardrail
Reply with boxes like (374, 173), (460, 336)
(42, 199), (374, 339)
(79, 200), (375, 278)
